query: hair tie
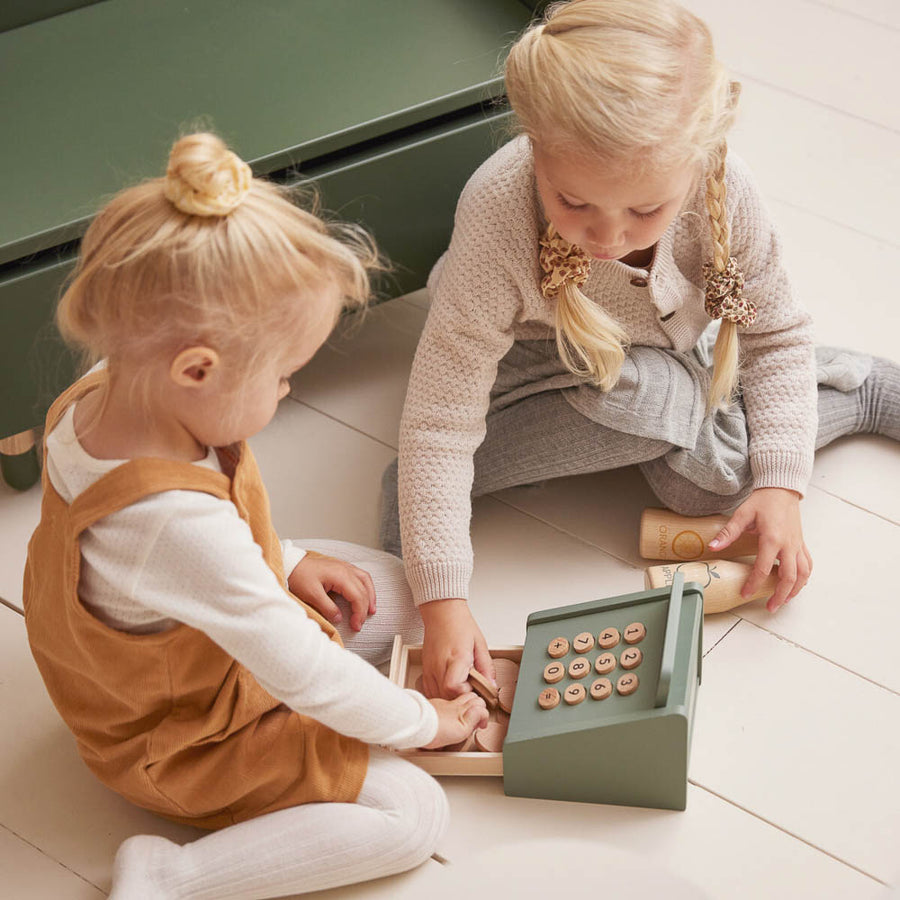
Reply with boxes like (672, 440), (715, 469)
(164, 150), (252, 217)
(702, 256), (756, 327)
(539, 225), (591, 299)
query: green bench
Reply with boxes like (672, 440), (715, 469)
(0, 0), (543, 488)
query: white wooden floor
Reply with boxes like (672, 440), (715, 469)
(1, 2), (898, 897)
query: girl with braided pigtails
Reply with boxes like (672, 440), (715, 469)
(381, 0), (900, 700)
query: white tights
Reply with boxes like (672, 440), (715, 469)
(109, 748), (448, 899)
(109, 541), (442, 899)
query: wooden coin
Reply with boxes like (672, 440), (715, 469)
(467, 667), (499, 709)
(444, 732), (478, 752)
(498, 684), (516, 714)
(474, 719), (508, 752)
(491, 657), (520, 689)
(414, 674), (425, 694)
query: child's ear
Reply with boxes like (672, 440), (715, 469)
(169, 347), (221, 388)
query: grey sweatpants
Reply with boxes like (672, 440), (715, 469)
(380, 346), (898, 556)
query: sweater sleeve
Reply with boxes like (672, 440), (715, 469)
(128, 492), (437, 750)
(724, 154), (818, 494)
(398, 145), (532, 605)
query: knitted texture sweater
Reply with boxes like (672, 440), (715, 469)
(399, 136), (817, 605)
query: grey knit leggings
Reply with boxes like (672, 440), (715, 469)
(380, 353), (898, 558)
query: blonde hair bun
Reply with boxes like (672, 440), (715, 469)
(163, 133), (252, 217)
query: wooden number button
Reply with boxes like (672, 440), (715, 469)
(620, 647), (643, 670)
(624, 622), (646, 644)
(568, 657), (591, 679)
(564, 683), (587, 705)
(594, 652), (616, 675)
(617, 673), (639, 696)
(598, 627), (621, 649)
(547, 637), (570, 658)
(543, 662), (565, 684)
(590, 678), (613, 700)
(573, 631), (595, 653)
(539, 688), (560, 709)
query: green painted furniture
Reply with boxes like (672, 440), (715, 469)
(0, 0), (544, 487)
(503, 574), (703, 810)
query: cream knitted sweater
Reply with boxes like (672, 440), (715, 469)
(399, 136), (817, 605)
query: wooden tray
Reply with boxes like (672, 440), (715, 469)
(388, 636), (522, 776)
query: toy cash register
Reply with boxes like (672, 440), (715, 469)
(503, 573), (702, 810)
(389, 574), (703, 811)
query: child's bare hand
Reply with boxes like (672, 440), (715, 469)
(419, 599), (495, 699)
(708, 487), (812, 612)
(287, 554), (376, 631)
(422, 694), (489, 749)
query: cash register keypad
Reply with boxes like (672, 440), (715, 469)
(541, 624), (646, 709)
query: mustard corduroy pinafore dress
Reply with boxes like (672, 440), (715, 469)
(23, 372), (368, 829)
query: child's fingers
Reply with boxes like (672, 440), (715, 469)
(444, 655), (476, 700)
(784, 545), (813, 603)
(472, 638), (497, 688)
(460, 694), (489, 730)
(765, 551), (797, 612)
(304, 584), (342, 624)
(349, 565), (377, 616)
(742, 541), (778, 600)
(708, 506), (754, 552)
(331, 573), (373, 631)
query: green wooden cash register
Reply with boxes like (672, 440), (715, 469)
(0, 0), (546, 488)
(503, 573), (704, 810)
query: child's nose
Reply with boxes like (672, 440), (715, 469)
(587, 215), (624, 250)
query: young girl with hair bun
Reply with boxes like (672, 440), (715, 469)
(24, 132), (487, 899)
(382, 0), (900, 699)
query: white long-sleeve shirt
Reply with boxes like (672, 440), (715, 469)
(46, 402), (436, 750)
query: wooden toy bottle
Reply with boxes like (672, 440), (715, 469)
(644, 560), (778, 614)
(639, 508), (758, 561)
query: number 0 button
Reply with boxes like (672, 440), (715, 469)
(543, 662), (565, 684)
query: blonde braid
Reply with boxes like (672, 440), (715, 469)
(704, 143), (740, 410)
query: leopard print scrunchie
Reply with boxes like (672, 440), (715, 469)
(539, 225), (591, 299)
(702, 256), (756, 327)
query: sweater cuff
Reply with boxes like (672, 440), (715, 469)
(406, 560), (473, 606)
(387, 690), (439, 750)
(750, 450), (813, 497)
(280, 542), (307, 580)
